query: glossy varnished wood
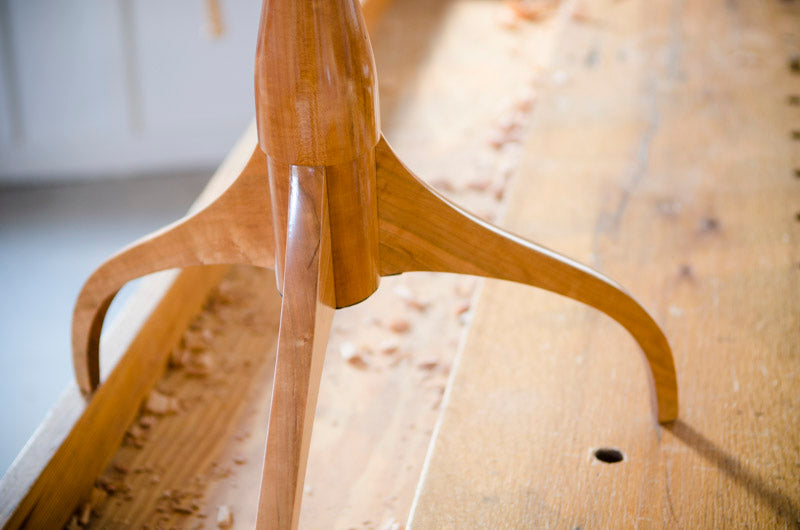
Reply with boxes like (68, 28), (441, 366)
(267, 152), (380, 308)
(257, 168), (335, 530)
(255, 0), (379, 166)
(325, 149), (380, 307)
(257, 0), (381, 306)
(375, 137), (677, 422)
(71, 140), (273, 392)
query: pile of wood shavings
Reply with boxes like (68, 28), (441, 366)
(66, 272), (258, 529)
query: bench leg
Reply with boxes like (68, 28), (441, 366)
(375, 135), (678, 423)
(71, 144), (274, 393)
(256, 166), (335, 530)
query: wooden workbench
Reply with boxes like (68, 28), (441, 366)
(1, 0), (797, 528)
(409, 0), (800, 527)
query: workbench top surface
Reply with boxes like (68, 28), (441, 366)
(409, 0), (800, 528)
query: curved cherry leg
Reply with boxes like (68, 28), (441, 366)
(256, 166), (335, 530)
(72, 143), (275, 393)
(374, 136), (678, 423)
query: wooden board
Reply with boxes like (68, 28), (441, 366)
(409, 0), (800, 527)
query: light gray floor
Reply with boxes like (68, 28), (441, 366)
(0, 172), (209, 475)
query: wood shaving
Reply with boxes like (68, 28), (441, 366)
(378, 338), (400, 355)
(89, 486), (109, 507)
(388, 318), (411, 334)
(125, 424), (148, 448)
(493, 182), (507, 201)
(455, 302), (471, 316)
(127, 424), (146, 439)
(488, 111), (525, 149)
(169, 347), (190, 368)
(514, 93), (536, 113)
(466, 178), (492, 192)
(215, 279), (237, 303)
(78, 502), (92, 526)
(417, 358), (439, 371)
(183, 331), (209, 352)
(96, 475), (128, 496)
(571, 9), (595, 23)
(340, 341), (369, 368)
(393, 285), (430, 312)
(506, 0), (559, 22)
(186, 352), (215, 377)
(171, 501), (196, 515)
(162, 489), (200, 515)
(74, 487), (107, 527)
(144, 390), (180, 416)
(216, 505), (233, 528)
(138, 414), (157, 429)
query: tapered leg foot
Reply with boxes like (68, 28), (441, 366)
(375, 135), (678, 423)
(72, 142), (274, 393)
(256, 166), (335, 530)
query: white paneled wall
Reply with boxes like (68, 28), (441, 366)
(0, 0), (261, 183)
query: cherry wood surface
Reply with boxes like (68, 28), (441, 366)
(71, 143), (272, 391)
(257, 168), (336, 529)
(376, 136), (677, 422)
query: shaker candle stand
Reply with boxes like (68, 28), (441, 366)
(71, 1), (678, 528)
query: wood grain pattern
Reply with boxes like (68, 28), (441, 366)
(410, 0), (800, 526)
(72, 138), (273, 391)
(257, 0), (382, 307)
(376, 136), (677, 422)
(1, 266), (229, 530)
(257, 166), (336, 530)
(326, 149), (381, 307)
(255, 0), (379, 167)
(70, 266), (283, 529)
